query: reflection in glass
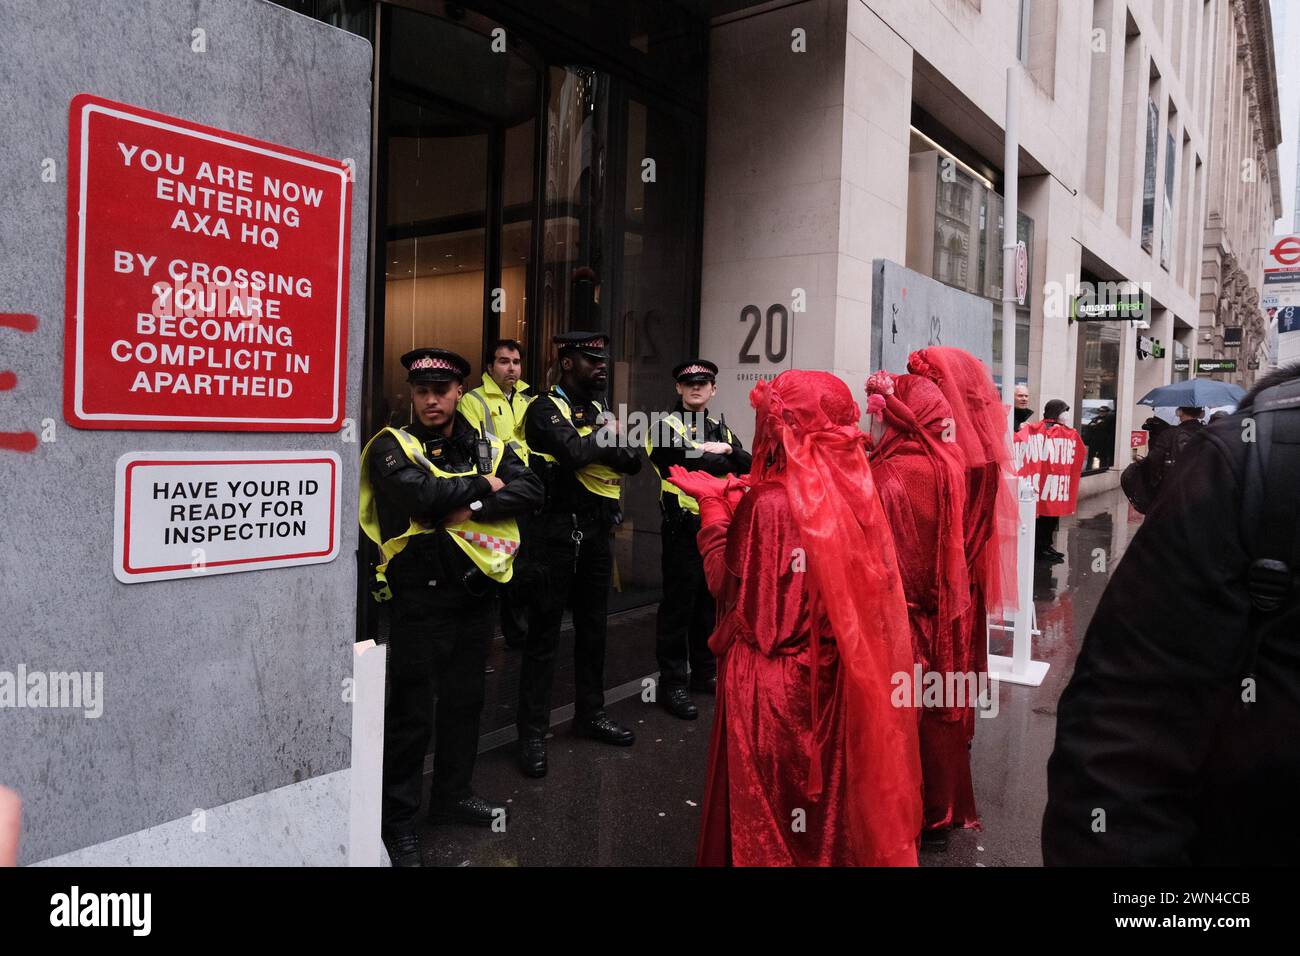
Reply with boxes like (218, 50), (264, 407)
(1078, 322), (1121, 471)
(383, 98), (487, 424)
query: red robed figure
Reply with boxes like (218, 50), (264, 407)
(867, 370), (979, 832)
(668, 370), (921, 866)
(904, 349), (1020, 828)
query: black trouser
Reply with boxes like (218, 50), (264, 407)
(1035, 515), (1059, 553)
(499, 512), (533, 646)
(516, 509), (613, 739)
(655, 510), (716, 690)
(382, 584), (493, 836)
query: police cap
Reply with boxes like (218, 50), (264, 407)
(673, 359), (718, 384)
(401, 348), (470, 384)
(554, 331), (609, 360)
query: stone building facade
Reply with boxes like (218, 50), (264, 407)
(1199, 0), (1283, 387)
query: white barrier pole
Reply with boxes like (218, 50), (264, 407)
(348, 639), (387, 866)
(988, 478), (1049, 686)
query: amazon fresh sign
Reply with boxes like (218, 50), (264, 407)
(1070, 291), (1149, 322)
(1195, 359), (1237, 373)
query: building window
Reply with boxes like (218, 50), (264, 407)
(1076, 320), (1121, 472)
(1160, 127), (1176, 269)
(1141, 97), (1158, 252)
(1172, 338), (1190, 383)
(1017, 0), (1031, 63)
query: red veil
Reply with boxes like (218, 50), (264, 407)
(906, 348), (1019, 617)
(747, 371), (921, 866)
(867, 371), (971, 657)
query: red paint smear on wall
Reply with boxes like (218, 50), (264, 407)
(0, 432), (38, 453)
(0, 314), (38, 333)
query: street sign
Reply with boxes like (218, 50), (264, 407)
(1269, 235), (1300, 266)
(1015, 240), (1028, 305)
(1195, 358), (1238, 373)
(1263, 236), (1300, 321)
(64, 94), (352, 431)
(113, 450), (341, 583)
(1280, 305), (1300, 334)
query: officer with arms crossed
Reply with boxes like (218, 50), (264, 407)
(515, 331), (642, 777)
(459, 338), (534, 647)
(360, 347), (542, 866)
(646, 359), (751, 719)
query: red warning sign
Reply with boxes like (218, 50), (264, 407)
(64, 94), (351, 431)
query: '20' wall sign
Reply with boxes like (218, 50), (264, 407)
(738, 304), (791, 364)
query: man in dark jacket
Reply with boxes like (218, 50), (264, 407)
(1139, 405), (1204, 498)
(515, 331), (643, 778)
(1043, 365), (1300, 864)
(361, 347), (543, 867)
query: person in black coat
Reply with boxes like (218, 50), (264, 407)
(1136, 405), (1204, 501)
(1042, 365), (1300, 864)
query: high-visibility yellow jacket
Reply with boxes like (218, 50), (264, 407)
(359, 425), (521, 583)
(527, 389), (628, 501)
(459, 375), (532, 463)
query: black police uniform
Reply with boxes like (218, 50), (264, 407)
(515, 334), (642, 754)
(368, 350), (541, 843)
(648, 361), (751, 702)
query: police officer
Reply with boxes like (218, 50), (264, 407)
(646, 359), (751, 719)
(458, 338), (532, 462)
(458, 338), (534, 647)
(515, 331), (642, 777)
(360, 347), (542, 866)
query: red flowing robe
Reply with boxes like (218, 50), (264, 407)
(874, 445), (980, 832)
(695, 481), (888, 866)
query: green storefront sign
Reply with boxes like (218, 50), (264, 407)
(1070, 295), (1149, 321)
(1195, 359), (1237, 373)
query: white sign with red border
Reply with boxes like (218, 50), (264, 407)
(113, 450), (341, 583)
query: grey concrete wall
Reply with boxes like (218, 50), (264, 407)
(0, 0), (371, 863)
(870, 259), (993, 374)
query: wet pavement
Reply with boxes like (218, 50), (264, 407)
(409, 487), (1143, 866)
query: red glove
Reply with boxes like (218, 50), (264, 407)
(666, 464), (728, 503)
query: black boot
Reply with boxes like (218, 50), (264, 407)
(384, 829), (423, 867)
(660, 686), (698, 720)
(517, 736), (547, 778)
(429, 794), (509, 828)
(572, 711), (636, 746)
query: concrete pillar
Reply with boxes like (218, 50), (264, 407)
(699, 0), (912, 440)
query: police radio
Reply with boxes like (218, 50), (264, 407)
(474, 422), (494, 475)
